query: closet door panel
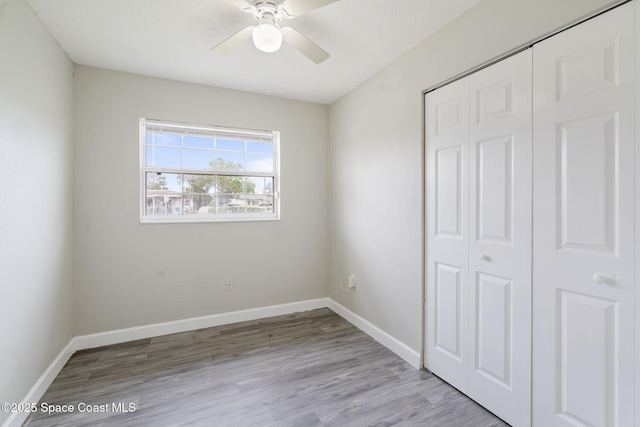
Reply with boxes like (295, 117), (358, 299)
(532, 4), (634, 426)
(469, 49), (532, 427)
(558, 291), (617, 426)
(425, 78), (470, 392)
(557, 114), (617, 252)
(434, 263), (463, 358)
(436, 146), (463, 237)
(476, 135), (512, 242)
(475, 272), (512, 382)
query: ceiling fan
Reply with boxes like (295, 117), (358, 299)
(211, 0), (338, 63)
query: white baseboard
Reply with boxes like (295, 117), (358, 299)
(4, 297), (421, 427)
(71, 298), (330, 351)
(327, 299), (422, 369)
(2, 341), (76, 427)
(71, 298), (421, 369)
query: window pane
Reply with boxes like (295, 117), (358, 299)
(216, 175), (243, 213)
(150, 132), (181, 147)
(183, 135), (213, 149)
(182, 174), (215, 197)
(217, 199), (245, 214)
(216, 151), (244, 171)
(216, 175), (244, 194)
(145, 173), (183, 215)
(145, 146), (154, 166)
(247, 141), (273, 154)
(183, 193), (215, 215)
(246, 176), (273, 194)
(164, 173), (183, 192)
(246, 153), (273, 172)
(246, 194), (273, 213)
(165, 196), (183, 215)
(153, 147), (181, 168)
(217, 138), (244, 151)
(146, 172), (182, 191)
(183, 149), (215, 169)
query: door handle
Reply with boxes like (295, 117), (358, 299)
(478, 254), (491, 262)
(592, 274), (611, 285)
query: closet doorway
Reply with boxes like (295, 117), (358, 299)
(424, 2), (635, 426)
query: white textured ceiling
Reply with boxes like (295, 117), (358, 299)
(26, 0), (482, 104)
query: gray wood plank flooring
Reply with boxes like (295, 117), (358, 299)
(24, 308), (509, 426)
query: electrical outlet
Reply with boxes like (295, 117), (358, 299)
(224, 279), (233, 292)
(348, 274), (356, 289)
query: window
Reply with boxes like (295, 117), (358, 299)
(140, 119), (280, 223)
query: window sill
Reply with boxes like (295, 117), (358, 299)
(140, 215), (280, 224)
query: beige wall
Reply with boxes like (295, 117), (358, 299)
(0, 0), (74, 424)
(73, 66), (329, 335)
(328, 0), (621, 352)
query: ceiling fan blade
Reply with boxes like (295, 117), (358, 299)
(210, 26), (255, 54)
(282, 27), (329, 64)
(229, 0), (255, 13)
(280, 0), (339, 17)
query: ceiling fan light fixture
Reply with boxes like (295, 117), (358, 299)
(252, 22), (283, 52)
(211, 0), (333, 63)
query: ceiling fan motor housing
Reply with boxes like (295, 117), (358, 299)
(253, 1), (286, 25)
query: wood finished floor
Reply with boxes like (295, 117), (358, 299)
(24, 309), (509, 427)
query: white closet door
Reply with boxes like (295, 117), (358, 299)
(425, 50), (532, 425)
(468, 49), (532, 427)
(532, 3), (635, 427)
(425, 77), (470, 393)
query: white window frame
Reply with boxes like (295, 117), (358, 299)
(140, 118), (280, 223)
